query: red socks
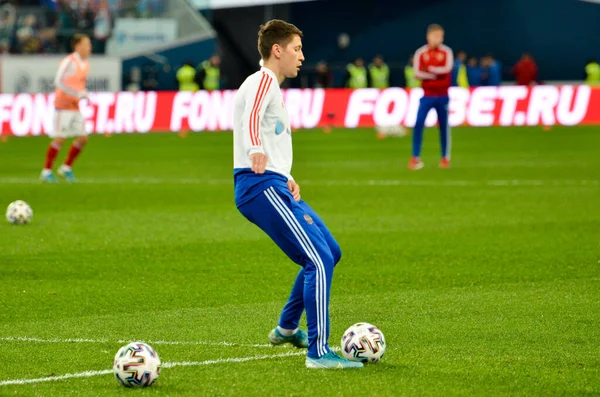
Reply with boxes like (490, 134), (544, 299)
(64, 143), (83, 167)
(44, 142), (61, 169)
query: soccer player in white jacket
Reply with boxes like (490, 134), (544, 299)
(233, 19), (363, 369)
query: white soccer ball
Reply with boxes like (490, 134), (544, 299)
(6, 200), (33, 225)
(341, 322), (386, 363)
(113, 342), (161, 388)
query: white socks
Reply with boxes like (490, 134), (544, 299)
(277, 326), (298, 336)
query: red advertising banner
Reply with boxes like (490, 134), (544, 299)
(0, 85), (598, 136)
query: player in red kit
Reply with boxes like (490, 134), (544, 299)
(409, 24), (453, 170)
(40, 34), (91, 183)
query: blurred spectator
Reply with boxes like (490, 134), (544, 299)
(38, 25), (58, 52)
(141, 62), (159, 90)
(72, 0), (94, 30)
(176, 60), (199, 91)
(56, 0), (75, 52)
(452, 50), (469, 88)
(15, 14), (41, 53)
(0, 0), (165, 55)
(484, 54), (502, 85)
(466, 56), (481, 86)
(92, 0), (113, 53)
(314, 61), (333, 88)
(404, 55), (420, 88)
(195, 54), (221, 91)
(109, 0), (122, 13)
(0, 38), (9, 53)
(137, 0), (164, 18)
(345, 57), (368, 89)
(369, 55), (389, 88)
(585, 58), (600, 86)
(512, 53), (539, 86)
(40, 0), (58, 9)
(0, 4), (16, 43)
(479, 56), (489, 85)
(91, 0), (122, 13)
(124, 65), (141, 91)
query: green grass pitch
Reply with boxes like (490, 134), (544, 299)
(0, 126), (599, 396)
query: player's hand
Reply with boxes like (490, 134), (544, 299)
(288, 180), (301, 202)
(250, 153), (268, 174)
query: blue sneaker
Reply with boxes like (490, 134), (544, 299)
(306, 351), (364, 369)
(268, 328), (308, 348)
(40, 169), (57, 183)
(57, 165), (75, 182)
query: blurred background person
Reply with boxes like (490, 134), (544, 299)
(466, 56), (481, 87)
(485, 53), (502, 86)
(585, 58), (600, 86)
(0, 3), (16, 50)
(404, 55), (420, 88)
(409, 24), (453, 170)
(92, 0), (113, 54)
(512, 53), (539, 86)
(314, 61), (333, 88)
(195, 54), (221, 91)
(176, 60), (199, 91)
(15, 14), (40, 53)
(345, 57), (368, 89)
(452, 50), (469, 88)
(369, 55), (389, 89)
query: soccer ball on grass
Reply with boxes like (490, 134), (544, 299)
(113, 342), (161, 387)
(6, 200), (33, 225)
(341, 322), (386, 363)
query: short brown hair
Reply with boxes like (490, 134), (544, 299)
(257, 19), (303, 60)
(427, 24), (444, 33)
(71, 33), (89, 50)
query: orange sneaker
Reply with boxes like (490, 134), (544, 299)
(408, 157), (424, 170)
(439, 158), (450, 168)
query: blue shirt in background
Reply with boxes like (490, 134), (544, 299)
(467, 66), (481, 87)
(487, 60), (502, 86)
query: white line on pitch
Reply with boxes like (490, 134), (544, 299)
(0, 369), (113, 387)
(160, 350), (305, 369)
(0, 351), (305, 387)
(0, 336), (273, 348)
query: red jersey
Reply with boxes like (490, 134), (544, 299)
(54, 53), (89, 110)
(413, 44), (453, 96)
(512, 59), (538, 86)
